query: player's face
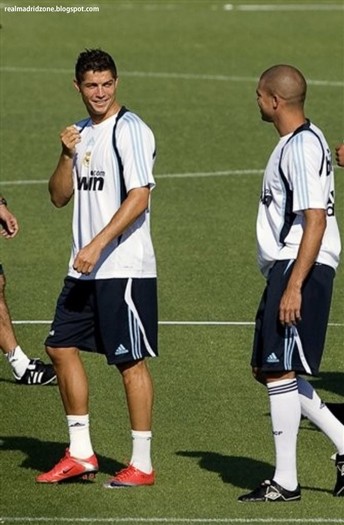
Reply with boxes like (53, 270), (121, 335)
(75, 70), (119, 122)
(256, 80), (274, 122)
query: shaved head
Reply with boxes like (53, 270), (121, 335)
(259, 65), (307, 106)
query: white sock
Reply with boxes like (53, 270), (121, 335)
(268, 379), (301, 491)
(67, 415), (94, 459)
(5, 345), (30, 378)
(297, 376), (344, 454)
(130, 430), (153, 474)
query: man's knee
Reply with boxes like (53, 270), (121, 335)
(45, 346), (60, 365)
(117, 359), (147, 382)
(45, 346), (78, 365)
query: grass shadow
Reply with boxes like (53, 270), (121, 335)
(176, 450), (332, 495)
(177, 450), (272, 489)
(311, 371), (344, 397)
(0, 435), (124, 475)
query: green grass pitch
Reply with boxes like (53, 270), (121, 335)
(0, 1), (343, 524)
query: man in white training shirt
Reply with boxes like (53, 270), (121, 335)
(36, 49), (158, 488)
(238, 65), (344, 502)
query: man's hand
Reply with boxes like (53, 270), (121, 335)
(279, 284), (302, 326)
(60, 125), (81, 159)
(73, 240), (103, 275)
(0, 206), (19, 239)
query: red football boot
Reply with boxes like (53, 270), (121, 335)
(36, 448), (98, 483)
(103, 465), (155, 488)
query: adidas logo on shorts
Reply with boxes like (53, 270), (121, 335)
(114, 344), (129, 356)
(266, 352), (279, 364)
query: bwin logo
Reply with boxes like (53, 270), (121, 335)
(77, 175), (104, 191)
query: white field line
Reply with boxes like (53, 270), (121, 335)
(0, 67), (343, 88)
(13, 320), (254, 326)
(1, 518), (344, 524)
(12, 320), (344, 327)
(1, 166), (344, 186)
(0, 170), (264, 187)
(225, 3), (344, 11)
(98, 1), (344, 12)
(156, 169), (264, 179)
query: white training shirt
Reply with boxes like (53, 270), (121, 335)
(67, 109), (157, 280)
(257, 121), (341, 277)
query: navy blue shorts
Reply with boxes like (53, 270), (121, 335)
(251, 260), (335, 376)
(45, 277), (158, 365)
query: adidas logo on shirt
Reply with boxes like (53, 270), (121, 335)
(266, 352), (279, 364)
(114, 344), (129, 356)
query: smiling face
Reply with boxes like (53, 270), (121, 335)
(74, 69), (119, 123)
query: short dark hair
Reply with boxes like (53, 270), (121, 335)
(260, 64), (307, 106)
(75, 48), (117, 84)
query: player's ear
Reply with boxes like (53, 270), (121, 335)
(73, 79), (81, 93)
(272, 94), (279, 109)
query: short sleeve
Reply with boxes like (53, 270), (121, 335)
(283, 132), (327, 212)
(116, 113), (156, 192)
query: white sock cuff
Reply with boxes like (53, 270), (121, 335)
(131, 430), (152, 440)
(6, 345), (26, 362)
(267, 378), (298, 396)
(67, 414), (89, 426)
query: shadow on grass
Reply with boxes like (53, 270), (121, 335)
(0, 436), (124, 476)
(176, 450), (271, 489)
(176, 451), (333, 495)
(311, 371), (344, 397)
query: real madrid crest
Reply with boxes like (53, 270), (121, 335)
(83, 151), (91, 167)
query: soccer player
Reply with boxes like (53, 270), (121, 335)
(238, 65), (344, 502)
(0, 196), (56, 385)
(36, 49), (158, 487)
